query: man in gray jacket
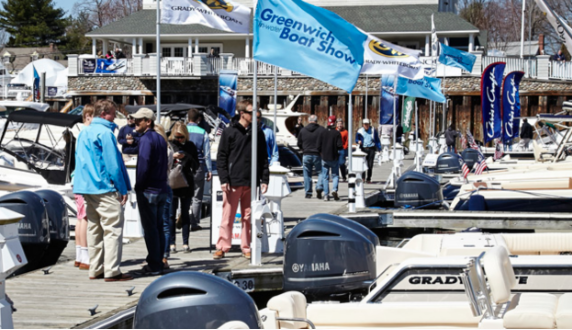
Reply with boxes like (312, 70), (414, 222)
(297, 115), (325, 199)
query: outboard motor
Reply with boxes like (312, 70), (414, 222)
(307, 213), (379, 246)
(35, 190), (69, 267)
(435, 152), (461, 174)
(395, 171), (443, 208)
(283, 218), (376, 297)
(442, 182), (461, 201)
(0, 191), (49, 276)
(461, 149), (480, 170)
(133, 272), (261, 329)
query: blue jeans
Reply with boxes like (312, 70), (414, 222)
(303, 154), (323, 195)
(338, 149), (347, 180)
(321, 159), (340, 195)
(171, 195), (193, 245)
(136, 190), (168, 272)
(162, 187), (173, 258)
(447, 145), (455, 153)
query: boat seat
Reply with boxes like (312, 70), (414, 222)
(533, 140), (555, 162)
(556, 293), (572, 328)
(217, 321), (250, 329)
(504, 293), (558, 329)
(500, 233), (572, 255)
(266, 291), (309, 329)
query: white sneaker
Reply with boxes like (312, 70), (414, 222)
(323, 195), (330, 201)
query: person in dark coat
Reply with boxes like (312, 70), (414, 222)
(520, 118), (534, 150)
(168, 121), (199, 253)
(297, 115), (325, 198)
(117, 115), (141, 162)
(318, 115), (343, 201)
(294, 116), (304, 138)
(445, 125), (460, 153)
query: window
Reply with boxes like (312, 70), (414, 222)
(162, 48), (171, 57)
(174, 47), (184, 57)
(198, 47), (208, 53)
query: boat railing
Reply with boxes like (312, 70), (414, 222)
(368, 263), (401, 294)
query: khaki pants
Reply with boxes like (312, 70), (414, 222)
(84, 192), (124, 278)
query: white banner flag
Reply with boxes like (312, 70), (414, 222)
(161, 0), (251, 34)
(535, 0), (572, 54)
(361, 34), (423, 80)
(431, 14), (439, 57)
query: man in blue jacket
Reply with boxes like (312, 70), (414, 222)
(257, 111), (279, 166)
(132, 107), (169, 275)
(356, 118), (381, 183)
(73, 99), (133, 282)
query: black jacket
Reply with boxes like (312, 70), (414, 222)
(297, 123), (325, 156)
(445, 127), (460, 146)
(217, 121), (269, 187)
(170, 140), (199, 197)
(521, 122), (533, 139)
(318, 127), (342, 161)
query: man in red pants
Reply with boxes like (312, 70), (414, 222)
(215, 100), (269, 259)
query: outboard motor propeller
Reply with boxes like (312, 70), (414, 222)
(133, 272), (262, 329)
(0, 191), (49, 276)
(395, 171), (443, 208)
(34, 190), (69, 268)
(435, 152), (462, 174)
(283, 218), (376, 297)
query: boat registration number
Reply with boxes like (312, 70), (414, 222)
(233, 278), (255, 292)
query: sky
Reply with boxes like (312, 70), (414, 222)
(54, 0), (77, 15)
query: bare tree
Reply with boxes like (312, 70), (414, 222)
(73, 0), (142, 29)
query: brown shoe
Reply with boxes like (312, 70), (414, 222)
(74, 261), (81, 267)
(89, 273), (104, 280)
(213, 250), (225, 259)
(162, 258), (170, 270)
(104, 273), (134, 282)
(79, 263), (89, 270)
(242, 252), (251, 259)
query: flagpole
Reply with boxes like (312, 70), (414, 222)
(415, 101), (421, 172)
(392, 75), (397, 162)
(520, 0), (525, 59)
(273, 67), (277, 139)
(348, 93), (353, 173)
(156, 0), (161, 123)
(251, 59), (259, 266)
(365, 74), (368, 119)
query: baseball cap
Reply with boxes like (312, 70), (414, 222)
(328, 115), (337, 126)
(130, 108), (155, 120)
(363, 118), (370, 124)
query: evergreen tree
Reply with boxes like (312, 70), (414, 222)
(0, 0), (67, 47)
(60, 11), (93, 55)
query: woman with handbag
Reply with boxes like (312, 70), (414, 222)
(155, 124), (174, 269)
(168, 122), (199, 252)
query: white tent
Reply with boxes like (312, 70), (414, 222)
(10, 59), (67, 88)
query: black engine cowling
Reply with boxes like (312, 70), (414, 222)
(462, 149), (480, 170)
(0, 191), (49, 276)
(35, 190), (69, 268)
(283, 218), (376, 297)
(133, 272), (261, 329)
(395, 171), (443, 208)
(307, 213), (380, 246)
(435, 152), (461, 174)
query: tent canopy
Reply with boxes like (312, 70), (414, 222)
(10, 59), (67, 88)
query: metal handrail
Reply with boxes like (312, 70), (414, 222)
(276, 317), (316, 329)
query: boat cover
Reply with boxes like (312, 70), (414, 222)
(7, 110), (82, 127)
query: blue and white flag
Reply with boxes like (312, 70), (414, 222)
(33, 65), (40, 102)
(380, 75), (398, 125)
(481, 62), (506, 144)
(361, 33), (423, 80)
(254, 0), (366, 93)
(501, 71), (525, 143)
(396, 75), (446, 103)
(161, 0), (251, 33)
(438, 43), (476, 72)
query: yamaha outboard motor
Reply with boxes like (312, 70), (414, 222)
(395, 171), (443, 208)
(461, 149), (480, 170)
(435, 152), (461, 174)
(442, 182), (461, 201)
(0, 191), (49, 276)
(307, 213), (379, 246)
(133, 272), (261, 329)
(35, 190), (69, 267)
(283, 218), (376, 297)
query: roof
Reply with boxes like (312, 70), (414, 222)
(87, 5), (478, 37)
(2, 46), (67, 73)
(500, 41), (540, 57)
(8, 110), (82, 127)
(125, 103), (205, 114)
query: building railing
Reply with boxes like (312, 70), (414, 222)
(67, 53), (572, 81)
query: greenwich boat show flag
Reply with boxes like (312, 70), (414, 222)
(396, 76), (446, 103)
(501, 71), (525, 143)
(481, 62), (506, 144)
(535, 0), (572, 55)
(361, 33), (423, 80)
(253, 0), (366, 93)
(438, 43), (476, 73)
(161, 0), (251, 33)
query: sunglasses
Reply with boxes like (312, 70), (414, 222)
(175, 135), (186, 140)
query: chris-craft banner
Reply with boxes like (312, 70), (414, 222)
(501, 71), (525, 143)
(253, 0), (366, 93)
(481, 62), (506, 144)
(161, 0), (251, 33)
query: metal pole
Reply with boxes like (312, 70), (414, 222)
(273, 68), (277, 138)
(40, 72), (46, 103)
(348, 93), (353, 173)
(365, 74), (368, 119)
(251, 60), (259, 266)
(392, 75), (397, 155)
(520, 0), (525, 59)
(156, 0), (161, 124)
(443, 75), (447, 130)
